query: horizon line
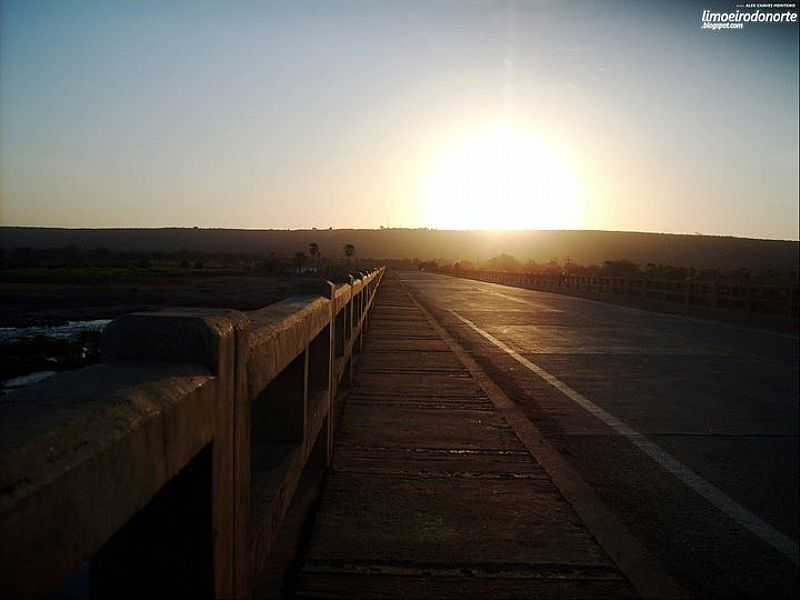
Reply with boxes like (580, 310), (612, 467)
(0, 224), (798, 243)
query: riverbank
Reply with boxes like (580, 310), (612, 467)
(1, 329), (104, 393)
(0, 272), (292, 328)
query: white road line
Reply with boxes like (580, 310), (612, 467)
(451, 309), (800, 566)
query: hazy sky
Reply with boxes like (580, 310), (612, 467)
(1, 1), (798, 239)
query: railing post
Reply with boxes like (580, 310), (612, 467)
(312, 282), (337, 468)
(357, 273), (366, 353)
(100, 309), (249, 600)
(347, 275), (355, 384)
(363, 276), (371, 338)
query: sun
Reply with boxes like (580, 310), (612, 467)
(423, 123), (581, 230)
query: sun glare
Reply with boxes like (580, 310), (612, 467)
(423, 123), (581, 230)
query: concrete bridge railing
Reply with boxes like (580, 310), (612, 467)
(442, 269), (798, 323)
(0, 267), (385, 599)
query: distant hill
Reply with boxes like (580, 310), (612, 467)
(1, 227), (798, 272)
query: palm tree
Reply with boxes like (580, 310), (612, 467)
(308, 242), (320, 272)
(344, 243), (355, 267)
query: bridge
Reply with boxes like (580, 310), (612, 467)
(1, 269), (797, 599)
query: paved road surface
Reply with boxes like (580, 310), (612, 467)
(398, 270), (798, 599)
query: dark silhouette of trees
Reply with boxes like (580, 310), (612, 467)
(443, 254), (768, 284)
(482, 253), (521, 272)
(344, 243), (355, 267)
(417, 260), (438, 271)
(601, 260), (639, 275)
(309, 242), (320, 272)
(294, 251), (307, 273)
(645, 262), (692, 280)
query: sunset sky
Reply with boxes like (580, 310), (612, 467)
(1, 1), (798, 239)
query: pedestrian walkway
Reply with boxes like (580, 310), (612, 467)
(294, 276), (637, 598)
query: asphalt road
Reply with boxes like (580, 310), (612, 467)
(397, 270), (799, 600)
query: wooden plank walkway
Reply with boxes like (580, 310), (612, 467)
(294, 277), (637, 599)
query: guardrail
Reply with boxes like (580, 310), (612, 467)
(442, 270), (798, 322)
(0, 267), (385, 599)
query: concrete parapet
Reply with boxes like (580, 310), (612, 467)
(0, 363), (216, 598)
(0, 267), (386, 599)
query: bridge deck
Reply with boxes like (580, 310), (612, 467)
(295, 276), (636, 598)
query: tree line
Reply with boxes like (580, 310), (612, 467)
(293, 243), (356, 273)
(0, 243), (358, 276)
(433, 254), (797, 284)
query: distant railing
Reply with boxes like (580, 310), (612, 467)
(0, 267), (385, 599)
(440, 270), (798, 323)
